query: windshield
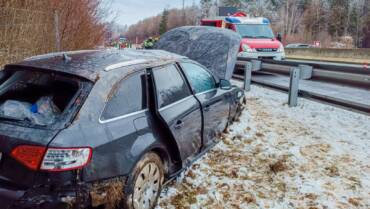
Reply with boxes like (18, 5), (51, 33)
(235, 24), (275, 39)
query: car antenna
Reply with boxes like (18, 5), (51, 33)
(63, 53), (72, 62)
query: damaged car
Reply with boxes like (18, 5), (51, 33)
(0, 31), (244, 209)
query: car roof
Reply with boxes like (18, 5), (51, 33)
(4, 49), (187, 82)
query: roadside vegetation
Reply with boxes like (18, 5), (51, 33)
(124, 6), (200, 43)
(0, 0), (108, 67)
(2, 0), (370, 67)
(125, 0), (370, 48)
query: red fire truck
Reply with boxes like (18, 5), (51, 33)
(201, 12), (285, 60)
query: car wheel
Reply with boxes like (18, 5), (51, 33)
(124, 152), (165, 209)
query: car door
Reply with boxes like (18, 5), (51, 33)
(97, 71), (150, 178)
(179, 62), (231, 147)
(151, 64), (202, 162)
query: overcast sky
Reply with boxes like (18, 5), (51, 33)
(108, 0), (200, 26)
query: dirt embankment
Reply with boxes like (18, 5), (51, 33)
(286, 48), (370, 64)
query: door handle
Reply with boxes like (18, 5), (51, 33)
(174, 120), (184, 129)
(204, 105), (210, 112)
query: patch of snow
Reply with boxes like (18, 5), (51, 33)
(157, 85), (370, 209)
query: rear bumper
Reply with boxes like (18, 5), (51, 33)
(238, 51), (285, 60)
(1, 176), (127, 209)
(0, 187), (25, 209)
(1, 185), (89, 209)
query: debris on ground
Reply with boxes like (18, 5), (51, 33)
(156, 85), (370, 209)
(90, 178), (125, 209)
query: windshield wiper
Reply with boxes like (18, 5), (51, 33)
(242, 36), (256, 38)
(255, 36), (274, 39)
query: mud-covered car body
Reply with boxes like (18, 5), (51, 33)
(0, 49), (244, 209)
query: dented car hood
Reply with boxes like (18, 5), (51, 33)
(155, 26), (241, 81)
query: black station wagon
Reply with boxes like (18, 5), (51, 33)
(0, 49), (245, 209)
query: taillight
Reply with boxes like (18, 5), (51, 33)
(11, 145), (46, 171)
(11, 146), (92, 172)
(40, 147), (92, 172)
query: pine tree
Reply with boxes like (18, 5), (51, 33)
(221, 0), (244, 7)
(348, 4), (362, 47)
(303, 0), (328, 40)
(159, 9), (169, 35)
(362, 0), (370, 47)
(200, 0), (213, 18)
(363, 14), (370, 48)
(328, 0), (349, 39)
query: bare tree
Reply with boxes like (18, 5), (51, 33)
(0, 0), (108, 67)
(278, 0), (305, 36)
(51, 0), (108, 50)
(125, 7), (200, 43)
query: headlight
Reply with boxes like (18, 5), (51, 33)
(277, 43), (285, 53)
(242, 44), (255, 53)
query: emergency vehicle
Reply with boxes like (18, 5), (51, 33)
(201, 12), (285, 60)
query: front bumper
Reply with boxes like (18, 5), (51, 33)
(238, 51), (285, 60)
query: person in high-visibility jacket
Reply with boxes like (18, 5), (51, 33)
(143, 37), (155, 49)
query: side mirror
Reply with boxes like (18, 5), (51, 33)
(219, 79), (232, 90)
(276, 33), (282, 42)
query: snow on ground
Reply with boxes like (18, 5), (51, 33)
(156, 85), (370, 209)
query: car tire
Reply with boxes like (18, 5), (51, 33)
(123, 152), (165, 209)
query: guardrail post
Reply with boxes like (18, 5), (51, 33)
(288, 67), (300, 107)
(251, 60), (262, 71)
(244, 62), (252, 91)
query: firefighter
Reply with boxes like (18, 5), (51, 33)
(143, 37), (155, 49)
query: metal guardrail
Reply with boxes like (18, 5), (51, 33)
(233, 58), (370, 115)
(236, 57), (370, 86)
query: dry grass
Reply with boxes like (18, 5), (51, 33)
(0, 0), (107, 68)
(287, 55), (370, 65)
(90, 178), (125, 209)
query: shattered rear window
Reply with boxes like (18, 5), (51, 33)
(0, 69), (83, 126)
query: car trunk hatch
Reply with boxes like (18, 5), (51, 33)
(0, 67), (91, 189)
(0, 124), (59, 188)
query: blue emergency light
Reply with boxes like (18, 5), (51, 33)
(263, 18), (270, 24)
(225, 17), (241, 24)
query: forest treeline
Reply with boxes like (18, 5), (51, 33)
(125, 0), (370, 48)
(124, 6), (200, 43)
